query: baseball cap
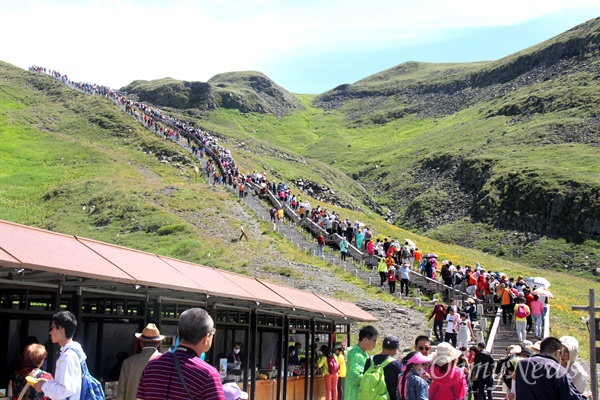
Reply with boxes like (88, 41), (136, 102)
(382, 335), (400, 350)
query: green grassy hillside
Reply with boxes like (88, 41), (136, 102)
(187, 18), (600, 279)
(2, 62), (599, 361)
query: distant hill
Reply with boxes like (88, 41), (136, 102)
(121, 71), (303, 117)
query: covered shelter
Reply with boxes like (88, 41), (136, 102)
(0, 219), (376, 399)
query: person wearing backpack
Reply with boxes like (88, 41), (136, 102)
(318, 345), (339, 400)
(345, 325), (379, 400)
(359, 335), (402, 400)
(34, 311), (91, 400)
(514, 296), (530, 342)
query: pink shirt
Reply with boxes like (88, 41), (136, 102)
(529, 299), (544, 316)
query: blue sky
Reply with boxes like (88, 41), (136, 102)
(0, 0), (598, 94)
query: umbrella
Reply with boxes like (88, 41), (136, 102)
(424, 253), (438, 259)
(533, 287), (554, 299)
(525, 277), (551, 288)
(405, 239), (416, 248)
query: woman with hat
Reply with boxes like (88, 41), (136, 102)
(398, 351), (432, 400)
(428, 342), (467, 400)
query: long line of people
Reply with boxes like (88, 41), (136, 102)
(28, 66), (588, 400)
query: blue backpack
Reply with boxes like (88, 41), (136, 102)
(67, 347), (105, 400)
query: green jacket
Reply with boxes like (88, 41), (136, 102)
(344, 345), (368, 400)
(377, 259), (388, 273)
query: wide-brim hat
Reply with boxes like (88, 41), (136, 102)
(135, 323), (165, 341)
(223, 382), (248, 400)
(430, 342), (462, 365)
(466, 298), (475, 304)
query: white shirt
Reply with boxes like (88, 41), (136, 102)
(42, 341), (84, 400)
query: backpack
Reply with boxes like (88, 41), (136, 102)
(327, 355), (340, 374)
(516, 304), (527, 318)
(468, 273), (477, 286)
(453, 272), (463, 285)
(358, 356), (394, 400)
(67, 347), (105, 400)
(401, 246), (410, 259)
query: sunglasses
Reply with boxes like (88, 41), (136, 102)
(418, 345), (431, 351)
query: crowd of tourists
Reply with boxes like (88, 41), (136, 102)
(23, 66), (588, 400)
(311, 325), (591, 400)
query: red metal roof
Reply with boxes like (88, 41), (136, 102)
(314, 294), (378, 322)
(0, 221), (134, 282)
(257, 280), (343, 317)
(0, 219), (376, 322)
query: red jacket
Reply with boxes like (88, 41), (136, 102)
(429, 304), (447, 321)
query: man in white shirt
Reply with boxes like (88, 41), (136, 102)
(34, 311), (84, 400)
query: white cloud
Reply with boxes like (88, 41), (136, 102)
(1, 0), (598, 89)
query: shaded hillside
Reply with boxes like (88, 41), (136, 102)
(121, 71), (303, 117)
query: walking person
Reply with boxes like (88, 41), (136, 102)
(399, 262), (410, 296)
(514, 296), (530, 342)
(444, 308), (459, 348)
(428, 300), (446, 343)
(387, 266), (397, 294)
(529, 294), (544, 338)
(456, 312), (474, 351)
(377, 257), (388, 290)
(316, 233), (325, 257)
(340, 237), (349, 262)
(471, 342), (495, 400)
(496, 284), (514, 325)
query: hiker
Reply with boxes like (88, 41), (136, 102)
(456, 312), (474, 351)
(428, 300), (446, 343)
(360, 335), (402, 400)
(345, 326), (378, 400)
(515, 336), (592, 400)
(316, 233), (326, 257)
(471, 342), (495, 400)
(428, 342), (467, 400)
(559, 336), (588, 394)
(387, 266), (396, 294)
(318, 345), (339, 400)
(444, 308), (459, 348)
(514, 296), (530, 342)
(377, 257), (388, 289)
(398, 263), (410, 296)
(398, 351), (432, 400)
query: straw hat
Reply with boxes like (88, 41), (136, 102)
(466, 298), (475, 304)
(135, 323), (165, 342)
(430, 342), (462, 365)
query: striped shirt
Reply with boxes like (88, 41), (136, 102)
(137, 347), (224, 400)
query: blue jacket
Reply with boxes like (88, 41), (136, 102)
(515, 354), (587, 400)
(399, 369), (429, 400)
